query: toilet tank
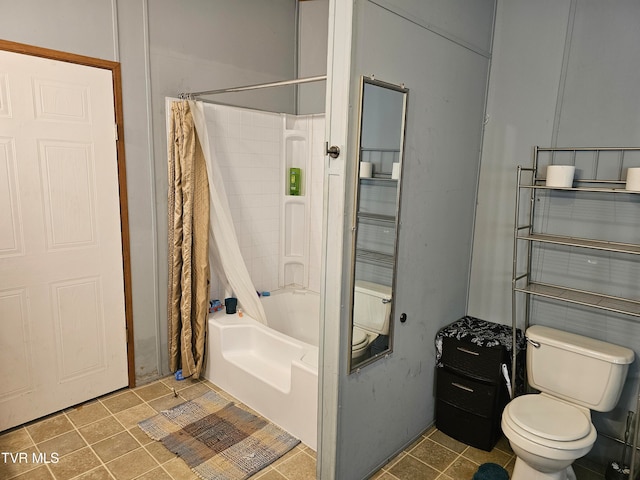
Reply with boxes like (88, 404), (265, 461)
(353, 281), (392, 335)
(527, 325), (634, 412)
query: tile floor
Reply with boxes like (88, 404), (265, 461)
(0, 375), (605, 480)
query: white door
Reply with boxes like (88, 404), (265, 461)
(0, 49), (128, 431)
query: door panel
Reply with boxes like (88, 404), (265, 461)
(0, 49), (128, 431)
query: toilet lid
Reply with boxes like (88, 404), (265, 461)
(352, 327), (369, 349)
(508, 395), (592, 442)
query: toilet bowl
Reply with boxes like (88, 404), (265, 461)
(351, 326), (377, 362)
(351, 280), (391, 363)
(502, 394), (596, 479)
(502, 326), (634, 480)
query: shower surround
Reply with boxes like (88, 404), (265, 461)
(198, 102), (325, 298)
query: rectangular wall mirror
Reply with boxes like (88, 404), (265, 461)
(349, 76), (408, 372)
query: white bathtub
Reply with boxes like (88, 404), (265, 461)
(204, 288), (319, 450)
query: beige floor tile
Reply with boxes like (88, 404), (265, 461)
(409, 438), (459, 472)
(462, 445), (512, 467)
(48, 446), (101, 480)
(0, 428), (33, 451)
(101, 391), (143, 414)
(135, 382), (173, 402)
(7, 376), (577, 480)
(160, 375), (202, 392)
(302, 445), (316, 459)
(92, 431), (140, 463)
(408, 434), (430, 452)
(73, 466), (114, 480)
(66, 402), (110, 428)
(11, 464), (54, 480)
(105, 447), (158, 480)
(148, 393), (186, 412)
(128, 426), (154, 446)
(200, 380), (226, 395)
(252, 467), (287, 479)
(494, 435), (513, 455)
(383, 451), (408, 471)
(505, 457), (515, 477)
(114, 403), (157, 429)
(380, 473), (404, 480)
(25, 415), (74, 444)
(0, 446), (39, 480)
(388, 454), (440, 480)
(443, 455), (479, 480)
(274, 451), (317, 480)
(37, 430), (86, 457)
(178, 382), (215, 401)
(77, 416), (124, 444)
(422, 425), (437, 437)
(427, 429), (468, 454)
(135, 466), (174, 480)
(369, 470), (396, 480)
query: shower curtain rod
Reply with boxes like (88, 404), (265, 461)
(181, 74), (327, 98)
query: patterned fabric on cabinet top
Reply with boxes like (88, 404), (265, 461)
(435, 316), (526, 365)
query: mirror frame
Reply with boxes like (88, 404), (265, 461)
(348, 75), (409, 373)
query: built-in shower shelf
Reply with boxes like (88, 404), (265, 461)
(514, 282), (640, 318)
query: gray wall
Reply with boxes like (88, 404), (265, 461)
(469, 0), (640, 330)
(468, 0), (640, 466)
(0, 0), (298, 384)
(329, 1), (495, 477)
(298, 0), (329, 114)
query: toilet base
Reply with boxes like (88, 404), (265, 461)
(512, 458), (576, 480)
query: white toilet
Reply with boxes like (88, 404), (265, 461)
(351, 280), (392, 362)
(502, 325), (634, 480)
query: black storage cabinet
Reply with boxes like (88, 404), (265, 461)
(434, 317), (525, 451)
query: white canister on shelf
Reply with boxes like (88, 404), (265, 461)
(392, 162), (401, 180)
(625, 167), (640, 191)
(545, 165), (575, 188)
(360, 162), (373, 178)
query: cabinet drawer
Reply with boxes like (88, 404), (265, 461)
(435, 399), (500, 451)
(440, 337), (504, 382)
(436, 368), (497, 418)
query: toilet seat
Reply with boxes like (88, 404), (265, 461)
(352, 327), (369, 350)
(352, 327), (378, 361)
(509, 395), (591, 441)
(503, 395), (597, 452)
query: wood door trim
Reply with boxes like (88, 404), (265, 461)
(0, 39), (136, 387)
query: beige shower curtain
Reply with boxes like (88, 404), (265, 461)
(167, 100), (210, 379)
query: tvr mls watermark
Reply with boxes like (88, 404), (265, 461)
(2, 452), (60, 464)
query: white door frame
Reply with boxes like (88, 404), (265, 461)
(0, 39), (135, 387)
(317, 0), (355, 477)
